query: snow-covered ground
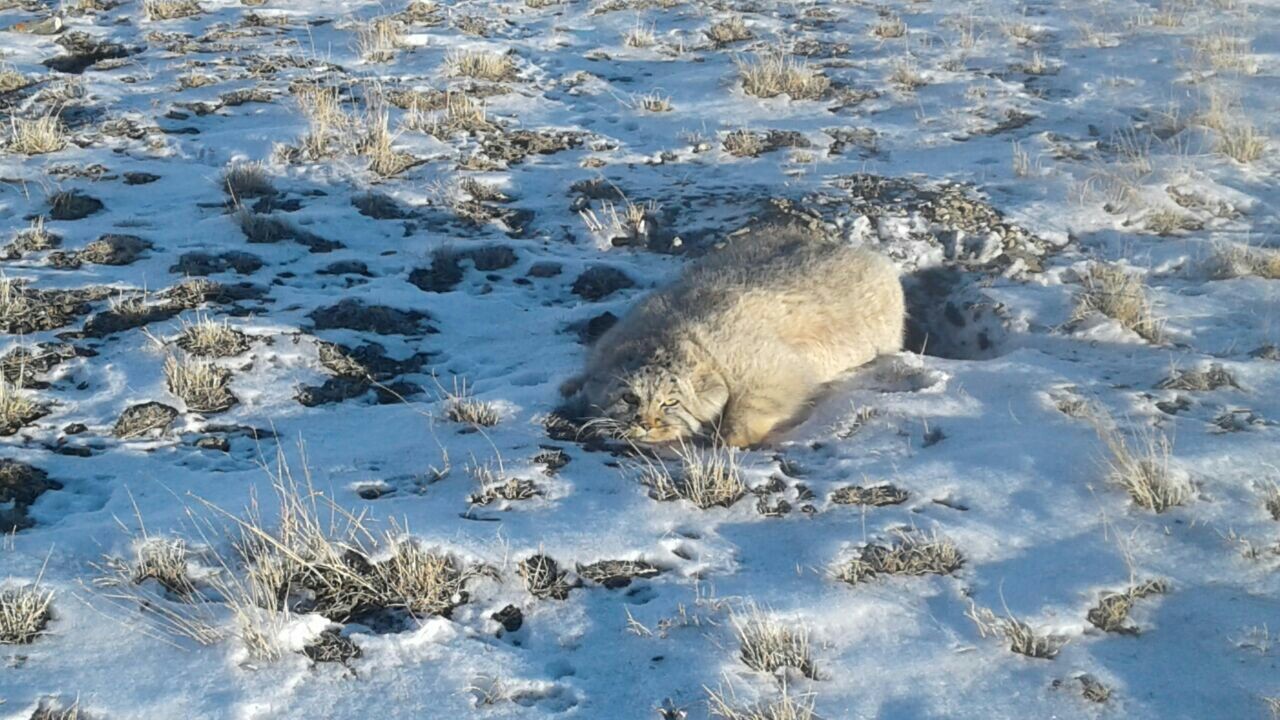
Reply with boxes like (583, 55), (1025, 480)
(2, 0), (1279, 717)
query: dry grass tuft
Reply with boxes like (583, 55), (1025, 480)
(406, 91), (495, 138)
(1156, 363), (1238, 391)
(1209, 243), (1280, 280)
(889, 59), (926, 90)
(291, 84), (351, 159)
(7, 112), (67, 155)
(733, 607), (817, 679)
(579, 198), (660, 245)
(706, 684), (817, 720)
(369, 539), (485, 616)
(624, 21), (658, 48)
(722, 129), (767, 157)
(446, 49), (517, 81)
(128, 538), (197, 597)
(221, 162), (274, 199)
(0, 583), (53, 644)
(737, 53), (829, 100)
(706, 15), (752, 45)
(143, 0), (202, 20)
(635, 91), (672, 112)
(356, 17), (405, 63)
(1072, 264), (1163, 343)
(1192, 30), (1258, 74)
(519, 553), (572, 600)
(30, 698), (85, 720)
(0, 65), (30, 94)
(872, 15), (907, 39)
(967, 603), (1064, 659)
(1216, 120), (1267, 164)
(176, 315), (251, 358)
(1087, 579), (1167, 634)
(358, 104), (418, 177)
(642, 442), (746, 509)
(442, 379), (500, 426)
(830, 484), (908, 506)
(836, 531), (963, 584)
(467, 465), (538, 507)
(1098, 424), (1189, 513)
(164, 354), (237, 413)
(0, 378), (43, 435)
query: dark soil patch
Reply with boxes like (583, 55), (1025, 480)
(0, 460), (62, 532)
(571, 266), (633, 301)
(44, 31), (138, 73)
(303, 630), (362, 664)
(49, 234), (151, 269)
(481, 129), (584, 165)
(353, 192), (411, 220)
(113, 401), (180, 439)
(576, 559), (660, 589)
(83, 303), (181, 338)
(48, 191), (103, 221)
(831, 484), (908, 506)
(171, 250), (264, 276)
(309, 299), (434, 335)
(0, 343), (81, 388)
(409, 246), (518, 293)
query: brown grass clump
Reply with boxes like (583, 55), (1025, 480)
(1072, 264), (1163, 343)
(7, 112), (67, 155)
(737, 53), (829, 100)
(356, 17), (405, 63)
(164, 354), (237, 413)
(405, 91), (495, 138)
(291, 84), (351, 159)
(0, 583), (53, 644)
(1216, 121), (1267, 164)
(623, 21), (657, 48)
(143, 0), (202, 20)
(967, 602), (1064, 659)
(642, 442), (746, 509)
(446, 50), (517, 81)
(872, 15), (907, 39)
(176, 315), (251, 358)
(442, 379), (500, 426)
(1098, 424), (1189, 513)
(835, 531), (963, 584)
(467, 465), (538, 506)
(705, 15), (752, 45)
(888, 59), (926, 90)
(1156, 363), (1238, 391)
(1087, 579), (1167, 634)
(732, 606), (818, 679)
(358, 105), (419, 177)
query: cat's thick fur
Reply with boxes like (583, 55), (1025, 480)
(562, 225), (905, 447)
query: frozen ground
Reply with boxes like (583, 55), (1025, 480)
(1, 0), (1279, 717)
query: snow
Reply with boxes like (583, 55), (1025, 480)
(2, 0), (1280, 717)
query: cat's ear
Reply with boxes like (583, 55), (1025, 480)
(559, 374), (586, 398)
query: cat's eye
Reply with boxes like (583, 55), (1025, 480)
(661, 399), (680, 409)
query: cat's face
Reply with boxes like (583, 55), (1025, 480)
(583, 360), (728, 444)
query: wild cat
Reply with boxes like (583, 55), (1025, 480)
(560, 224), (905, 447)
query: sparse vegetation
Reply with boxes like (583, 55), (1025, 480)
(222, 162), (274, 199)
(0, 65), (29, 94)
(706, 684), (817, 720)
(356, 17), (405, 63)
(642, 442), (746, 509)
(143, 0), (202, 20)
(1072, 263), (1164, 343)
(737, 53), (829, 100)
(0, 379), (43, 435)
(705, 16), (752, 45)
(1210, 243), (1280, 280)
(967, 602), (1064, 659)
(0, 583), (53, 644)
(519, 553), (572, 600)
(442, 380), (501, 426)
(1098, 423), (1189, 513)
(873, 15), (907, 39)
(176, 315), (251, 357)
(624, 21), (658, 48)
(445, 50), (517, 81)
(164, 354), (237, 413)
(7, 112), (67, 155)
(722, 129), (767, 157)
(836, 531), (963, 584)
(1087, 579), (1168, 634)
(1156, 363), (1238, 391)
(732, 607), (817, 679)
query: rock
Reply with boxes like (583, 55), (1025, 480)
(571, 266), (633, 301)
